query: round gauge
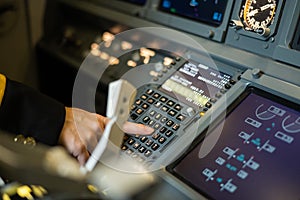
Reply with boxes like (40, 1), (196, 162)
(241, 0), (277, 31)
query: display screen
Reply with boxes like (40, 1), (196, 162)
(159, 0), (228, 26)
(160, 61), (231, 108)
(169, 88), (300, 200)
(118, 0), (147, 5)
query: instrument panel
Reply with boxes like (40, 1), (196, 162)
(33, 0), (300, 199)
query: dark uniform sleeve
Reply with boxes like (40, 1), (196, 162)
(0, 77), (66, 146)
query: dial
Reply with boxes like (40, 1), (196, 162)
(241, 0), (277, 31)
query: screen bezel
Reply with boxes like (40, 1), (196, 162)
(166, 86), (300, 199)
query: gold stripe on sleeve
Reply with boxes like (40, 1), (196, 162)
(0, 74), (6, 106)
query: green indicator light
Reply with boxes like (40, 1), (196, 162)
(170, 8), (176, 13)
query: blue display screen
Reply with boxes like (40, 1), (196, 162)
(159, 0), (228, 26)
(169, 89), (300, 200)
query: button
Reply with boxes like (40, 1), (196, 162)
(166, 120), (174, 127)
(205, 102), (212, 108)
(174, 104), (182, 111)
(152, 133), (160, 139)
(220, 89), (226, 94)
(140, 136), (148, 143)
(138, 146), (146, 153)
(224, 84), (231, 89)
(147, 98), (155, 104)
(131, 104), (137, 111)
(135, 108), (144, 115)
(158, 136), (166, 144)
(159, 127), (167, 133)
(167, 100), (175, 107)
(130, 114), (138, 120)
(146, 89), (154, 95)
(153, 123), (161, 130)
(215, 93), (222, 98)
(151, 143), (160, 151)
(140, 94), (148, 100)
(159, 96), (168, 102)
(154, 102), (163, 108)
(186, 107), (195, 116)
(155, 113), (162, 120)
(149, 110), (156, 116)
(168, 110), (177, 117)
(128, 139), (135, 145)
(121, 145), (128, 151)
(229, 79), (236, 85)
(144, 150), (152, 157)
(145, 139), (154, 146)
(143, 116), (150, 123)
(142, 103), (149, 109)
(160, 117), (168, 123)
(165, 130), (174, 137)
(172, 124), (180, 131)
(133, 142), (141, 149)
(153, 93), (161, 99)
(176, 114), (186, 121)
(135, 99), (143, 105)
(161, 106), (169, 112)
(210, 98), (217, 103)
(148, 120), (155, 126)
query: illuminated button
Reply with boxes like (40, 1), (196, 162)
(146, 89), (154, 95)
(159, 127), (167, 133)
(166, 120), (174, 127)
(145, 139), (154, 146)
(151, 143), (160, 151)
(144, 150), (152, 157)
(135, 99), (143, 105)
(168, 110), (177, 117)
(140, 136), (148, 143)
(140, 94), (148, 100)
(135, 108), (144, 115)
(175, 57), (181, 61)
(155, 113), (162, 120)
(128, 139), (135, 145)
(154, 102), (162, 108)
(138, 146), (146, 153)
(147, 98), (155, 104)
(152, 133), (160, 140)
(160, 117), (168, 123)
(161, 106), (169, 112)
(148, 120), (155, 126)
(142, 103), (149, 109)
(167, 100), (175, 107)
(174, 104), (182, 111)
(149, 110), (156, 116)
(176, 114), (186, 121)
(121, 145), (128, 151)
(153, 93), (161, 99)
(133, 143), (141, 149)
(172, 124), (180, 131)
(200, 111), (206, 117)
(165, 130), (174, 137)
(158, 136), (166, 144)
(159, 96), (168, 102)
(130, 104), (137, 111)
(143, 116), (150, 123)
(153, 123), (161, 130)
(205, 102), (212, 108)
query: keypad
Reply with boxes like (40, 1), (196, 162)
(123, 87), (188, 164)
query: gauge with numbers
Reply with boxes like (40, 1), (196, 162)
(239, 0), (278, 36)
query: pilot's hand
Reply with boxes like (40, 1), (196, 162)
(58, 107), (154, 165)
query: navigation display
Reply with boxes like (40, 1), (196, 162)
(160, 61), (231, 108)
(159, 0), (228, 26)
(168, 88), (300, 200)
(118, 0), (147, 6)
